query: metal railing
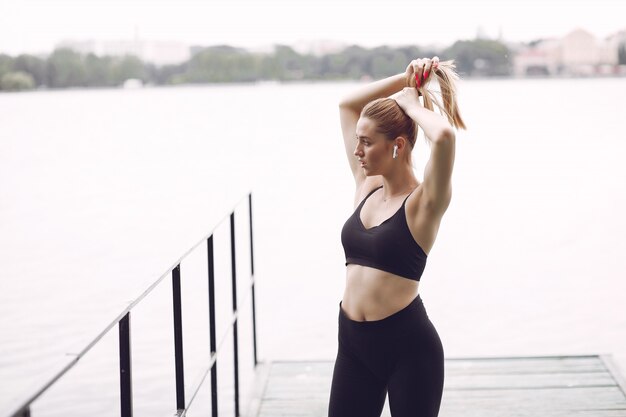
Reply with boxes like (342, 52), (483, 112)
(8, 193), (258, 417)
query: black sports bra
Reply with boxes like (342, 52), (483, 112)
(341, 185), (428, 281)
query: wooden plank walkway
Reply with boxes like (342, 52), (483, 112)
(244, 355), (626, 417)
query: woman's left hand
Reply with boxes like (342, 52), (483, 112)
(405, 56), (439, 89)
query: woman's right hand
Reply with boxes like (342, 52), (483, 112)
(391, 88), (422, 114)
(405, 57), (440, 89)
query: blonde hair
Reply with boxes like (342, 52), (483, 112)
(361, 60), (466, 150)
(408, 60), (466, 131)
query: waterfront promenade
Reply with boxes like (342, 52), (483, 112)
(249, 355), (626, 417)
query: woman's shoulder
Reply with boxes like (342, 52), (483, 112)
(353, 176), (384, 208)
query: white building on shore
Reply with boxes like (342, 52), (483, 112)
(513, 28), (625, 77)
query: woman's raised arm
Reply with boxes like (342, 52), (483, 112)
(338, 73), (406, 187)
(393, 57), (466, 216)
(400, 88), (456, 214)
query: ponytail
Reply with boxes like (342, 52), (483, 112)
(406, 60), (467, 131)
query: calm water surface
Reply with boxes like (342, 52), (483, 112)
(1, 78), (625, 415)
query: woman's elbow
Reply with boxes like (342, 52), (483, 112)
(436, 127), (455, 143)
(338, 98), (353, 109)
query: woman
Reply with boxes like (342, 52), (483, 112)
(328, 56), (466, 417)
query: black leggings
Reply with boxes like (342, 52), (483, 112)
(328, 294), (444, 417)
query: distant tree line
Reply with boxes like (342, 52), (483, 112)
(0, 39), (512, 91)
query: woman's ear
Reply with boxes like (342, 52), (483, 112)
(395, 136), (409, 151)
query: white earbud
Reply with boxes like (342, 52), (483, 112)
(392, 144), (398, 159)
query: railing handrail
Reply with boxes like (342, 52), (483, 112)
(7, 191), (258, 417)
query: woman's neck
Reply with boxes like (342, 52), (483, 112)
(380, 165), (419, 200)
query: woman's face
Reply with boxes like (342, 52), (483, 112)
(354, 117), (394, 176)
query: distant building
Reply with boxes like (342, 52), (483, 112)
(56, 39), (191, 65)
(513, 39), (561, 76)
(562, 29), (600, 67)
(292, 39), (347, 56)
(137, 41), (191, 65)
(513, 28), (624, 77)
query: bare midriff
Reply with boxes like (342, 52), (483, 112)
(341, 264), (420, 321)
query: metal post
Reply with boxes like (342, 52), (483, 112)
(248, 193), (258, 367)
(207, 236), (219, 417)
(172, 264), (186, 410)
(16, 407), (31, 417)
(119, 312), (133, 417)
(230, 213), (240, 417)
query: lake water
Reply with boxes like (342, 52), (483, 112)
(1, 78), (625, 416)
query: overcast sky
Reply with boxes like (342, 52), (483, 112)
(1, 0), (625, 55)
